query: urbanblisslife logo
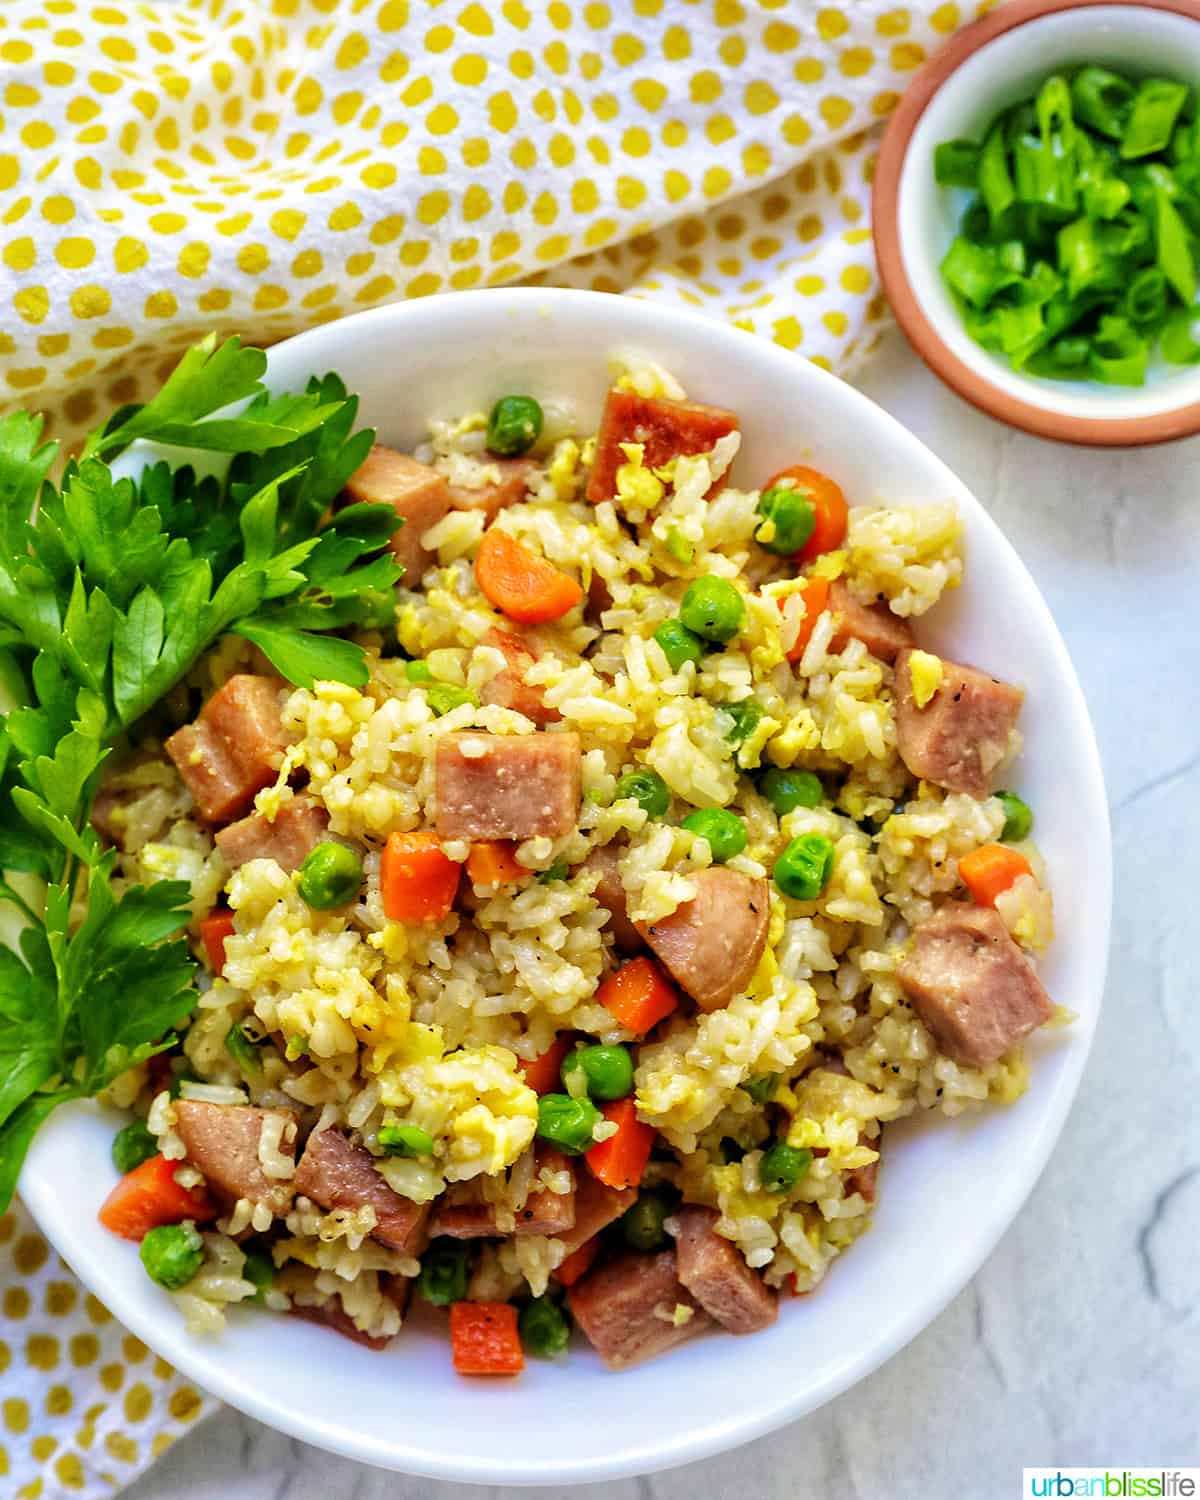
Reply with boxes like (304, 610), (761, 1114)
(1024, 1472), (1200, 1497)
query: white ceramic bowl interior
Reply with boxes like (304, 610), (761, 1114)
(901, 4), (1200, 422)
(20, 290), (1111, 1485)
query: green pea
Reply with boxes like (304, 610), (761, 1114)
(740, 1072), (780, 1106)
(621, 1191), (670, 1251)
(653, 618), (705, 672)
(418, 1240), (469, 1306)
(536, 1093), (601, 1155)
(536, 860), (570, 884)
(487, 394), (543, 457)
(561, 1044), (634, 1103)
(519, 1295), (571, 1358)
(406, 660), (434, 682)
(426, 682), (478, 718)
(224, 1021), (262, 1076)
(378, 1124), (435, 1157)
(241, 1246), (275, 1305)
(758, 1142), (813, 1194)
(679, 577), (746, 644)
(722, 700), (764, 746)
(755, 486), (816, 556)
(139, 1223), (205, 1291)
(111, 1119), (158, 1175)
(297, 841), (363, 911)
(680, 808), (747, 863)
(773, 833), (836, 901)
(996, 790), (1033, 843)
(759, 767), (823, 816)
(614, 767), (671, 819)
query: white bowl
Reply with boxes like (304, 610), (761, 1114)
(20, 289), (1112, 1485)
(875, 0), (1200, 445)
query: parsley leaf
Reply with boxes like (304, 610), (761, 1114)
(0, 333), (400, 1208)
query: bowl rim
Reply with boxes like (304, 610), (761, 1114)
(17, 288), (1113, 1483)
(872, 0), (1200, 448)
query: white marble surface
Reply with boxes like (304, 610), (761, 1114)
(128, 331), (1200, 1500)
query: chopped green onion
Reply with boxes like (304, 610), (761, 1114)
(1088, 314), (1149, 386)
(1121, 79), (1189, 160)
(1154, 188), (1196, 305)
(536, 860), (570, 883)
(1071, 67), (1135, 140)
(224, 1021), (262, 1075)
(934, 139), (980, 188)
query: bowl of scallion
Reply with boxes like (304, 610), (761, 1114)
(873, 0), (1200, 445)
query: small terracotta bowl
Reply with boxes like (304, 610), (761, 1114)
(873, 0), (1200, 446)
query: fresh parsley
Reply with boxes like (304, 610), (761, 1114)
(0, 333), (402, 1208)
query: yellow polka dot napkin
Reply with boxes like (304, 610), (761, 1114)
(0, 0), (990, 1492)
(0, 1207), (208, 1498)
(0, 0), (991, 450)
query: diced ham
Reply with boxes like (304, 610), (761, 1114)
(567, 1249), (711, 1368)
(435, 730), (581, 842)
(294, 1128), (432, 1257)
(290, 1275), (409, 1350)
(290, 1301), (393, 1350)
(173, 1101), (298, 1216)
(849, 1145), (879, 1205)
(579, 845), (642, 955)
(342, 444), (452, 586)
(430, 1148), (576, 1239)
(553, 1173), (638, 1259)
(478, 628), (560, 726)
(448, 458), (536, 523)
(671, 1206), (778, 1334)
(214, 796), (330, 872)
(897, 903), (1054, 1066)
(165, 674), (291, 824)
(427, 1182), (498, 1240)
(894, 649), (1024, 799)
(586, 389), (739, 505)
(828, 578), (914, 664)
(636, 868), (770, 1012)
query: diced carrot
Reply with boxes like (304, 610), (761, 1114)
(98, 1154), (214, 1242)
(958, 843), (1033, 908)
(450, 1301), (525, 1376)
(199, 908), (236, 976)
(765, 465), (849, 563)
(475, 528), (584, 625)
(586, 1097), (656, 1191)
(380, 831), (461, 922)
(555, 1237), (600, 1287)
(596, 956), (679, 1037)
(518, 1036), (571, 1096)
(466, 840), (526, 887)
(782, 575), (830, 664)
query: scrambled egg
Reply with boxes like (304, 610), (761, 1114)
(907, 649), (944, 709)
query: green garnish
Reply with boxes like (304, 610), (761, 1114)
(758, 1142), (812, 1194)
(935, 68), (1200, 383)
(425, 682), (478, 717)
(536, 860), (570, 883)
(0, 334), (403, 1212)
(377, 1123), (435, 1157)
(224, 1021), (263, 1076)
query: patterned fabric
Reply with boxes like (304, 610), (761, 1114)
(0, 0), (989, 449)
(0, 0), (993, 1494)
(0, 1204), (208, 1498)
